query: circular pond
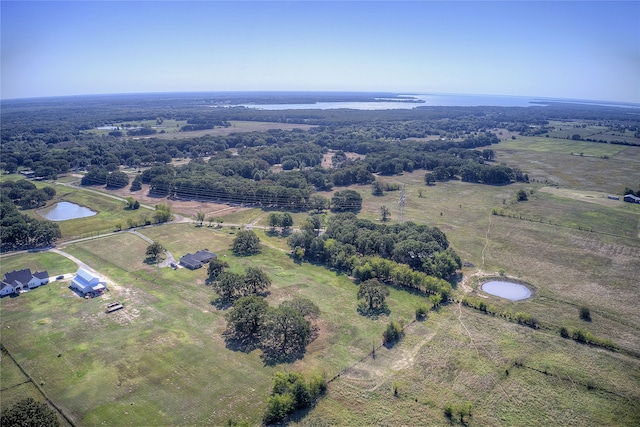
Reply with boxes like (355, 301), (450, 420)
(481, 280), (532, 301)
(37, 201), (96, 221)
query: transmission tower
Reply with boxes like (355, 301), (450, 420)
(398, 184), (406, 224)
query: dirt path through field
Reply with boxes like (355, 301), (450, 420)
(457, 301), (512, 402)
(481, 218), (492, 271)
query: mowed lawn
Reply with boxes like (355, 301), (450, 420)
(0, 226), (428, 426)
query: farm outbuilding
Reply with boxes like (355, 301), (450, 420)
(71, 268), (106, 295)
(623, 194), (640, 203)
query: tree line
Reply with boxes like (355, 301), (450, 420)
(0, 194), (61, 251)
(287, 213), (457, 301)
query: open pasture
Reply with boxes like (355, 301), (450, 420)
(299, 304), (640, 426)
(546, 120), (640, 145)
(495, 142), (640, 193)
(497, 135), (625, 157)
(356, 172), (640, 353)
(81, 119), (316, 139)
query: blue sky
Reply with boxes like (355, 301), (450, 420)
(2, 1), (639, 103)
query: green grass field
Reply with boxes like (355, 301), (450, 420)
(497, 135), (625, 157)
(2, 138), (640, 425)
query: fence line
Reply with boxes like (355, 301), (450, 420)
(0, 343), (76, 427)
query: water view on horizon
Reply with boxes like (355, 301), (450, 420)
(230, 93), (640, 110)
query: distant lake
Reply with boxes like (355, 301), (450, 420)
(231, 93), (545, 110)
(37, 202), (96, 221)
(229, 93), (639, 110)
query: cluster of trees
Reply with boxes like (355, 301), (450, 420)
(267, 212), (293, 232)
(153, 203), (172, 223)
(211, 267), (272, 302)
(125, 196), (140, 210)
(145, 242), (165, 262)
(0, 194), (61, 250)
(291, 213), (459, 276)
(559, 326), (616, 350)
(211, 261), (319, 363)
(0, 179), (56, 210)
(223, 295), (320, 364)
(624, 187), (640, 197)
(330, 189), (362, 213)
(263, 371), (327, 424)
(288, 213), (457, 302)
(353, 256), (453, 301)
(231, 230), (261, 255)
(461, 295), (539, 328)
(371, 181), (400, 196)
(357, 278), (389, 314)
(81, 168), (130, 188)
(0, 398), (60, 427)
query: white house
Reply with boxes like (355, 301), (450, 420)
(71, 268), (106, 295)
(2, 269), (49, 293)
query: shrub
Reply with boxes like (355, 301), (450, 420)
(572, 328), (587, 342)
(559, 326), (569, 338)
(383, 320), (403, 345)
(444, 402), (454, 419)
(579, 306), (591, 321)
(263, 372), (326, 424)
(415, 303), (429, 320)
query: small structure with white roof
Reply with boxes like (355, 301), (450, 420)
(71, 268), (106, 296)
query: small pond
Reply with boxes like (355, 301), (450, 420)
(37, 201), (96, 221)
(481, 280), (532, 301)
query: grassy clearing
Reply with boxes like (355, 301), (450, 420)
(497, 135), (624, 157)
(297, 305), (640, 426)
(81, 119), (188, 137)
(546, 120), (640, 145)
(495, 144), (640, 193)
(84, 120), (317, 140)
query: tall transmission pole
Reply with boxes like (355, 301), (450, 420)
(398, 184), (406, 224)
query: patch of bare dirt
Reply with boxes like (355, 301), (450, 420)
(320, 150), (366, 169)
(105, 182), (250, 218)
